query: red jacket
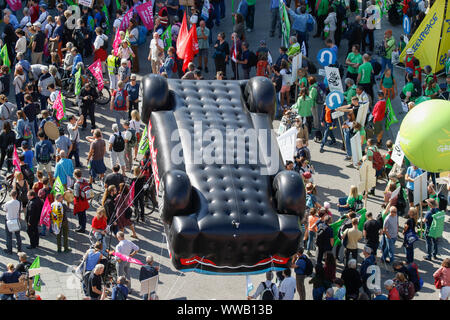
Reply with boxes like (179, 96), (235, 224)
(388, 287), (401, 300)
(372, 100), (386, 123)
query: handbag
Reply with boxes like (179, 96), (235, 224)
(404, 229), (419, 246)
(434, 276), (442, 289)
(7, 219), (21, 233)
(125, 207), (133, 220)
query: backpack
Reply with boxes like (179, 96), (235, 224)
(354, 197), (364, 211)
(398, 281), (415, 300)
(316, 223), (330, 247)
(350, 0), (357, 12)
(127, 128), (137, 147)
(101, 35), (109, 51)
(114, 89), (127, 111)
(79, 180), (94, 200)
(73, 28), (85, 50)
(371, 61), (382, 76)
(261, 282), (275, 300)
(37, 141), (51, 163)
(300, 255), (314, 276)
(23, 122), (33, 140)
(137, 25), (148, 46)
(371, 148), (384, 171)
(376, 212), (384, 229)
(112, 133), (125, 152)
(314, 83), (325, 105)
(170, 56), (178, 74)
(248, 51), (257, 68)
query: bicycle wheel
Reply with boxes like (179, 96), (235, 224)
(0, 182), (8, 205)
(95, 86), (111, 105)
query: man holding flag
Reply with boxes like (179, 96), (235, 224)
(25, 191), (43, 249)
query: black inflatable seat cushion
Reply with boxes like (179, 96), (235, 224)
(147, 77), (305, 274)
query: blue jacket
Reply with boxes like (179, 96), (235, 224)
(288, 9), (314, 33)
(294, 255), (307, 275)
(360, 254), (376, 281)
(54, 158), (74, 185)
(72, 54), (83, 76)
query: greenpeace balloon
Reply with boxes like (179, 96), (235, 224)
(398, 100), (450, 173)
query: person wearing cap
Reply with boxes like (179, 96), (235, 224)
(38, 4), (50, 29)
(424, 198), (440, 261)
(118, 58), (131, 84)
(372, 287), (388, 300)
(247, 271), (279, 300)
(30, 22), (45, 65)
(80, 82), (98, 130)
(125, 75), (139, 120)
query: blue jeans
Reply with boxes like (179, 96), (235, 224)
(380, 56), (393, 78)
(5, 225), (22, 252)
(114, 110), (128, 128)
(404, 243), (414, 264)
(320, 123), (336, 149)
(306, 231), (316, 251)
(344, 128), (352, 157)
(77, 211), (87, 231)
(68, 142), (81, 167)
(425, 236), (438, 258)
(313, 287), (325, 300)
(29, 120), (37, 147)
(212, 2), (221, 25)
(296, 31), (309, 55)
(15, 92), (24, 110)
(382, 236), (397, 262)
(271, 8), (281, 35)
(246, 5), (255, 30)
(40, 224), (53, 236)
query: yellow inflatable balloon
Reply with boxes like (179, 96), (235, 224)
(398, 100), (450, 173)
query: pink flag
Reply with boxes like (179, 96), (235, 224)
(52, 92), (64, 121)
(39, 197), (51, 228)
(119, 8), (134, 31)
(113, 28), (121, 56)
(128, 181), (135, 207)
(88, 59), (104, 91)
(136, 2), (154, 31)
(6, 0), (22, 11)
(112, 252), (144, 265)
(13, 145), (21, 172)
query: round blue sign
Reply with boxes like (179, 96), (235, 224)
(326, 91), (345, 110)
(317, 48), (337, 67)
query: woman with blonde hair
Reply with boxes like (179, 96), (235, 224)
(338, 185), (364, 212)
(92, 207), (108, 249)
(403, 207), (418, 264)
(130, 110), (143, 160)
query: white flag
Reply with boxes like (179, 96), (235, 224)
(301, 41), (307, 57)
(246, 275), (253, 296)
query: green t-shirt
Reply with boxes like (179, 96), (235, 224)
(384, 149), (393, 169)
(309, 84), (318, 104)
(415, 96), (431, 105)
(384, 37), (396, 59)
(382, 74), (394, 89)
(346, 52), (363, 74)
(345, 85), (357, 104)
(425, 86), (439, 97)
(358, 62), (373, 84)
(347, 195), (363, 209)
(246, 0), (256, 5)
(402, 82), (414, 96)
(367, 145), (378, 158)
(292, 96), (314, 117)
(298, 76), (308, 88)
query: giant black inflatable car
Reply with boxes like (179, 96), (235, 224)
(141, 74), (306, 274)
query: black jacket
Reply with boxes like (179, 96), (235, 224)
(26, 197), (43, 227)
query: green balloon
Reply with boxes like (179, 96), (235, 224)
(399, 99), (450, 173)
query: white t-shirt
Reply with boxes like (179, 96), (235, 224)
(50, 90), (60, 103)
(130, 120), (143, 133)
(109, 132), (126, 145)
(94, 34), (108, 50)
(13, 74), (26, 95)
(280, 68), (290, 86)
(279, 276), (296, 300)
(149, 38), (164, 61)
(15, 37), (27, 55)
(113, 18), (122, 31)
(119, 46), (134, 61)
(129, 27), (139, 44)
(4, 199), (21, 221)
(67, 122), (80, 143)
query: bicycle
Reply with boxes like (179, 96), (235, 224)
(59, 73), (111, 105)
(0, 173), (15, 205)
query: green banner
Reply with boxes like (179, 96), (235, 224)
(428, 211), (445, 238)
(138, 125), (149, 155)
(30, 256), (41, 291)
(330, 218), (345, 247)
(279, 1), (291, 48)
(75, 68), (82, 96)
(0, 44), (10, 68)
(162, 25), (172, 52)
(357, 208), (367, 231)
(51, 176), (65, 196)
(102, 4), (110, 35)
(385, 98), (398, 130)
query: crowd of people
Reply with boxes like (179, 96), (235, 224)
(0, 0), (448, 301)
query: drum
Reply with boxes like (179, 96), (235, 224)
(44, 121), (59, 140)
(63, 190), (74, 203)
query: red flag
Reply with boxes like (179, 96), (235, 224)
(176, 11), (189, 60)
(39, 197), (51, 228)
(128, 181), (135, 207)
(181, 25), (199, 72)
(13, 145), (21, 173)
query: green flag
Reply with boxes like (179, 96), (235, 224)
(357, 208), (367, 231)
(428, 211), (445, 238)
(162, 25), (172, 52)
(75, 68), (82, 96)
(30, 256), (41, 291)
(138, 125), (149, 155)
(385, 98), (398, 130)
(232, 0), (235, 24)
(116, 0), (121, 10)
(102, 5), (110, 35)
(279, 1), (291, 47)
(61, 92), (67, 121)
(65, 0), (75, 6)
(0, 44), (10, 68)
(52, 176), (65, 196)
(330, 218), (346, 247)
